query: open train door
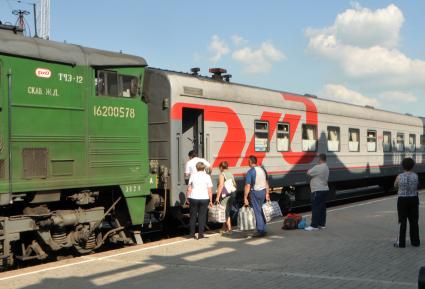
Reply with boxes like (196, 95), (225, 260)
(182, 108), (204, 158)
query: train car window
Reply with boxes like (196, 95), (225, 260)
(302, 124), (317, 152)
(348, 128), (360, 152)
(408, 134), (416, 151)
(421, 135), (425, 151)
(119, 75), (139, 97)
(383, 131), (392, 152)
(367, 130), (377, 152)
(327, 126), (340, 152)
(96, 70), (118, 97)
(96, 70), (138, 98)
(254, 120), (269, 152)
(276, 122), (290, 152)
(396, 133), (405, 152)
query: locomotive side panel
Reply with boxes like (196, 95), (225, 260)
(0, 27), (151, 268)
(0, 55), (88, 198)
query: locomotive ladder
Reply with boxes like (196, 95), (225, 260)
(0, 217), (8, 270)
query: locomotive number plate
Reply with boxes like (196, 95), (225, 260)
(93, 105), (136, 118)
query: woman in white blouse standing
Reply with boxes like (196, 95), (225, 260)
(394, 157), (420, 248)
(186, 162), (213, 239)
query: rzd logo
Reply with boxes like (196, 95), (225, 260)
(35, 68), (52, 78)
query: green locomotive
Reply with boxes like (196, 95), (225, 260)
(0, 24), (153, 268)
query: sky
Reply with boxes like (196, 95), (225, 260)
(1, 0), (424, 116)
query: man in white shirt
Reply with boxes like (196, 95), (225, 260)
(185, 150), (211, 184)
(305, 153), (329, 231)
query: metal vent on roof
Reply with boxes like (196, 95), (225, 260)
(183, 86), (203, 96)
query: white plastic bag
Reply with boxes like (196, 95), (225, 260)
(262, 201), (283, 223)
(238, 206), (256, 231)
(208, 204), (226, 223)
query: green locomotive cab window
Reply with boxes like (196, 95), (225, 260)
(96, 70), (117, 96)
(119, 75), (139, 97)
(96, 70), (139, 98)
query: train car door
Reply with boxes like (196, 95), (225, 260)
(182, 108), (204, 157)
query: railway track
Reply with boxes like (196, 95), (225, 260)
(1, 186), (395, 273)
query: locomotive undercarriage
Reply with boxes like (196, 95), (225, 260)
(0, 189), (135, 271)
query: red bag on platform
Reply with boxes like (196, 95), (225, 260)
(282, 213), (302, 230)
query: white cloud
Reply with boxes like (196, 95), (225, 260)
(306, 4), (425, 89)
(334, 3), (404, 48)
(231, 35), (247, 46)
(378, 91), (418, 103)
(321, 84), (379, 107)
(208, 35), (230, 62)
(232, 41), (286, 74)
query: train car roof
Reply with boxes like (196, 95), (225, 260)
(147, 67), (425, 126)
(0, 28), (147, 67)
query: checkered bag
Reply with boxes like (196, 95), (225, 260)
(208, 204), (226, 223)
(238, 206), (256, 231)
(262, 201), (283, 223)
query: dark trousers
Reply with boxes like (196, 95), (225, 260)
(189, 198), (209, 237)
(311, 190), (328, 228)
(250, 189), (266, 233)
(397, 196), (420, 247)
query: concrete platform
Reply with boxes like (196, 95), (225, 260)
(1, 193), (425, 289)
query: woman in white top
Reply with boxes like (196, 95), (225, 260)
(186, 162), (213, 239)
(394, 157), (420, 248)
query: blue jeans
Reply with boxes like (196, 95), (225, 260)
(311, 190), (328, 228)
(250, 189), (266, 233)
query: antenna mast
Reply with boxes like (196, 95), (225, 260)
(37, 0), (50, 39)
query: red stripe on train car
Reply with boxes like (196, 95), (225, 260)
(170, 103), (246, 168)
(281, 93), (318, 164)
(241, 112), (282, 166)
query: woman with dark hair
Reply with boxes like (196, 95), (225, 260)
(215, 161), (236, 233)
(394, 157), (420, 248)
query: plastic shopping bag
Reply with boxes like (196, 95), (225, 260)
(262, 201), (283, 223)
(208, 204), (226, 223)
(238, 206), (256, 231)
